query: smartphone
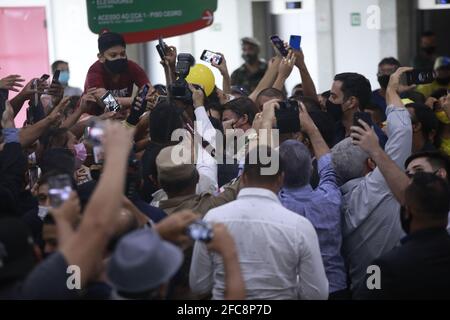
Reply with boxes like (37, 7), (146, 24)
(275, 100), (301, 134)
(100, 91), (121, 112)
(405, 69), (435, 86)
(140, 84), (150, 101)
(289, 35), (302, 50)
(156, 36), (168, 60)
(353, 111), (373, 128)
(186, 220), (214, 242)
(86, 120), (105, 146)
(40, 74), (50, 81)
(270, 35), (289, 57)
(48, 174), (73, 208)
(200, 50), (223, 65)
(51, 70), (60, 84)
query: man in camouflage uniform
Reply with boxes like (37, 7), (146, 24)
(231, 37), (268, 93)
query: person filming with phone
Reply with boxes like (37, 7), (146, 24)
(83, 31), (153, 115)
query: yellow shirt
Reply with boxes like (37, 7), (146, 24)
(416, 80), (450, 98)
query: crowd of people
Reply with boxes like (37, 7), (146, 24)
(0, 29), (449, 300)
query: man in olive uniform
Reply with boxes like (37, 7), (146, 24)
(231, 37), (268, 93)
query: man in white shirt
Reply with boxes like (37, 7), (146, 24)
(190, 145), (328, 300)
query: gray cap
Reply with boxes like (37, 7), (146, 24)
(107, 228), (183, 293)
(241, 37), (261, 47)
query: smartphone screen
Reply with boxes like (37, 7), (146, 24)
(140, 84), (150, 101)
(270, 35), (289, 57)
(200, 50), (223, 65)
(289, 35), (302, 50)
(48, 174), (73, 208)
(101, 91), (121, 112)
(405, 70), (435, 86)
(186, 220), (213, 242)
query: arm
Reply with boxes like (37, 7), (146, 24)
(212, 54), (231, 94)
(273, 51), (296, 91)
(249, 56), (282, 102)
(206, 224), (245, 300)
(293, 49), (318, 101)
(61, 89), (96, 129)
(351, 121), (410, 205)
(299, 102), (329, 159)
(192, 86), (218, 194)
(10, 78), (47, 117)
(18, 97), (70, 148)
(58, 121), (134, 287)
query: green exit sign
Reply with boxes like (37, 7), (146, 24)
(351, 12), (361, 26)
(86, 0), (218, 43)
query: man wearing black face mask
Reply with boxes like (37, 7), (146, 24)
(372, 57), (401, 116)
(230, 37), (267, 93)
(413, 31), (438, 70)
(355, 172), (450, 300)
(83, 31), (152, 115)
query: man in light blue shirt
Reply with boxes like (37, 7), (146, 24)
(278, 105), (346, 298)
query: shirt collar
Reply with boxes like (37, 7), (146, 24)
(237, 187), (281, 204)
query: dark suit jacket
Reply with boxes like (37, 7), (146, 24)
(355, 227), (450, 300)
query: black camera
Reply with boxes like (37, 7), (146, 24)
(275, 100), (301, 134)
(169, 53), (196, 102)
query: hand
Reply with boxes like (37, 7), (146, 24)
(206, 223), (237, 257)
(267, 56), (281, 70)
(350, 120), (380, 156)
(161, 45), (177, 68)
(75, 165), (91, 184)
(259, 99), (279, 129)
(292, 48), (305, 68)
(211, 53), (229, 76)
(252, 112), (264, 131)
(441, 93), (450, 112)
(50, 192), (81, 226)
(278, 50), (296, 79)
(189, 84), (205, 108)
(0, 74), (25, 92)
(17, 78), (47, 100)
(1, 100), (15, 129)
(154, 210), (200, 248)
(298, 101), (317, 134)
(122, 196), (150, 228)
(387, 67), (414, 93)
(80, 88), (98, 113)
(99, 111), (116, 120)
(425, 97), (438, 110)
(101, 120), (135, 158)
(48, 96), (71, 124)
(48, 81), (64, 98)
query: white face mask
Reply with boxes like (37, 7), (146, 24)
(38, 206), (50, 220)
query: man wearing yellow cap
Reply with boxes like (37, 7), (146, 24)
(416, 56), (450, 98)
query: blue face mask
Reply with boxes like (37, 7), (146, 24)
(59, 70), (70, 85)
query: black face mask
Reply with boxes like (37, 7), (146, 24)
(422, 46), (436, 55)
(105, 58), (128, 74)
(377, 75), (391, 90)
(242, 53), (258, 65)
(435, 76), (450, 86)
(326, 99), (343, 122)
(400, 206), (412, 234)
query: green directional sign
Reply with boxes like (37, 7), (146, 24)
(87, 0), (218, 34)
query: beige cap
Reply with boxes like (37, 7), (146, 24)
(156, 145), (197, 183)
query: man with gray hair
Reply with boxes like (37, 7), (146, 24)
(331, 67), (413, 294)
(279, 103), (347, 299)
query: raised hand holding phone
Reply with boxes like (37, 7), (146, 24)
(270, 35), (289, 57)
